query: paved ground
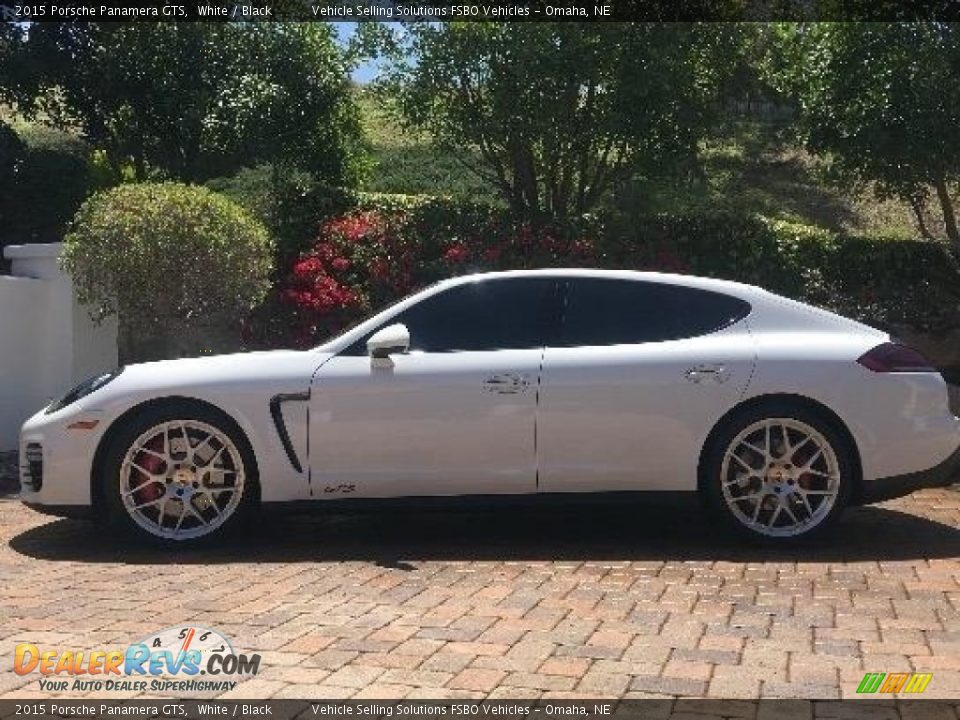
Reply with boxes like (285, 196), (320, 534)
(0, 488), (959, 706)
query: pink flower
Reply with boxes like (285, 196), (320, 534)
(444, 243), (470, 264)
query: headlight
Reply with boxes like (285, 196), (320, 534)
(45, 368), (124, 414)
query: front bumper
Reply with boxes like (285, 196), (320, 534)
(857, 443), (960, 504)
(18, 405), (105, 509)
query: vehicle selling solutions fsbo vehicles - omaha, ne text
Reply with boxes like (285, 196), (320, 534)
(19, 269), (960, 544)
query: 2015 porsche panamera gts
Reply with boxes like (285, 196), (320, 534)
(18, 269), (960, 545)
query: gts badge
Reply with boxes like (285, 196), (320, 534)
(323, 484), (356, 494)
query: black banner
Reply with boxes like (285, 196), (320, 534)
(0, 699), (957, 720)
(2, 0), (960, 22)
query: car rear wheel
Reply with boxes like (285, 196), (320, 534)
(703, 403), (854, 543)
(100, 405), (256, 545)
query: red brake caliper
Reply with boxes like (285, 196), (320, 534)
(131, 436), (166, 504)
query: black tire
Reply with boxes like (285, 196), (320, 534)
(98, 403), (259, 547)
(701, 401), (855, 544)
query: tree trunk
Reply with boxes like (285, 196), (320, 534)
(934, 177), (960, 248)
(907, 194), (934, 240)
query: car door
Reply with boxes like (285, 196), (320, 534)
(537, 277), (757, 493)
(308, 277), (559, 499)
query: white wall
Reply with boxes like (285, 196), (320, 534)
(0, 243), (118, 450)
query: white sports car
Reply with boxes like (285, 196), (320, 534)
(19, 269), (960, 545)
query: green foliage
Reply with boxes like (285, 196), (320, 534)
(385, 23), (729, 218)
(602, 213), (960, 332)
(62, 183), (274, 338)
(355, 89), (500, 202)
(243, 181), (960, 347)
(208, 165), (358, 265)
(12, 24), (366, 184)
(3, 125), (107, 245)
(0, 122), (25, 233)
(764, 23), (960, 245)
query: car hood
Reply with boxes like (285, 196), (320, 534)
(67, 349), (332, 414)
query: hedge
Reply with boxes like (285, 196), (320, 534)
(203, 168), (960, 347)
(603, 214), (960, 333)
(241, 198), (960, 349)
(2, 125), (111, 247)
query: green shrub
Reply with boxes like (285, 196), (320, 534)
(63, 183), (274, 360)
(601, 213), (960, 332)
(0, 123), (25, 252)
(208, 165), (357, 265)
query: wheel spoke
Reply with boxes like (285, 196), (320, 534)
(132, 496), (164, 511)
(767, 505), (781, 528)
(788, 435), (814, 462)
(202, 445), (226, 469)
(136, 446), (168, 464)
(122, 479), (163, 497)
(739, 440), (767, 458)
(125, 460), (158, 479)
(204, 492), (223, 517)
(781, 503), (799, 525)
(192, 432), (217, 465)
(724, 472), (755, 487)
(800, 449), (824, 471)
(173, 505), (187, 532)
(188, 503), (210, 526)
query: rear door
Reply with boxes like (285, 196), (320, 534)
(537, 278), (756, 493)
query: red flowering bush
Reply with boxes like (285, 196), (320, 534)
(244, 210), (423, 348)
(245, 207), (603, 348)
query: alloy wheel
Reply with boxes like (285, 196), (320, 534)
(720, 417), (841, 538)
(119, 420), (245, 540)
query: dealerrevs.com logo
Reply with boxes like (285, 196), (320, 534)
(14, 626), (260, 693)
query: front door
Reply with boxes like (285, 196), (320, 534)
(309, 277), (559, 499)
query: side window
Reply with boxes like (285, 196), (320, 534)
(344, 278), (559, 355)
(559, 279), (751, 347)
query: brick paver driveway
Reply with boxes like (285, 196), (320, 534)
(1, 489), (959, 704)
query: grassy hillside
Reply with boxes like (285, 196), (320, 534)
(356, 89), (502, 203)
(357, 91), (938, 241)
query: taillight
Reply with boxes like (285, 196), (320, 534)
(857, 342), (937, 373)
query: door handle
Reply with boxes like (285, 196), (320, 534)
(483, 373), (530, 394)
(685, 364), (730, 384)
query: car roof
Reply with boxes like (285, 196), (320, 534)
(438, 268), (766, 300)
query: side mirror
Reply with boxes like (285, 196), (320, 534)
(367, 323), (410, 359)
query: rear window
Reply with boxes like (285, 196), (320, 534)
(558, 278), (751, 347)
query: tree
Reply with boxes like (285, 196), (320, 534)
(10, 23), (366, 184)
(384, 23), (729, 219)
(765, 23), (960, 247)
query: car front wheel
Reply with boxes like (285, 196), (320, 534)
(100, 405), (256, 545)
(704, 403), (854, 543)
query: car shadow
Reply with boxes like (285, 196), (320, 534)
(8, 496), (960, 566)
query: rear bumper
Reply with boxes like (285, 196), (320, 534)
(857, 444), (960, 504)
